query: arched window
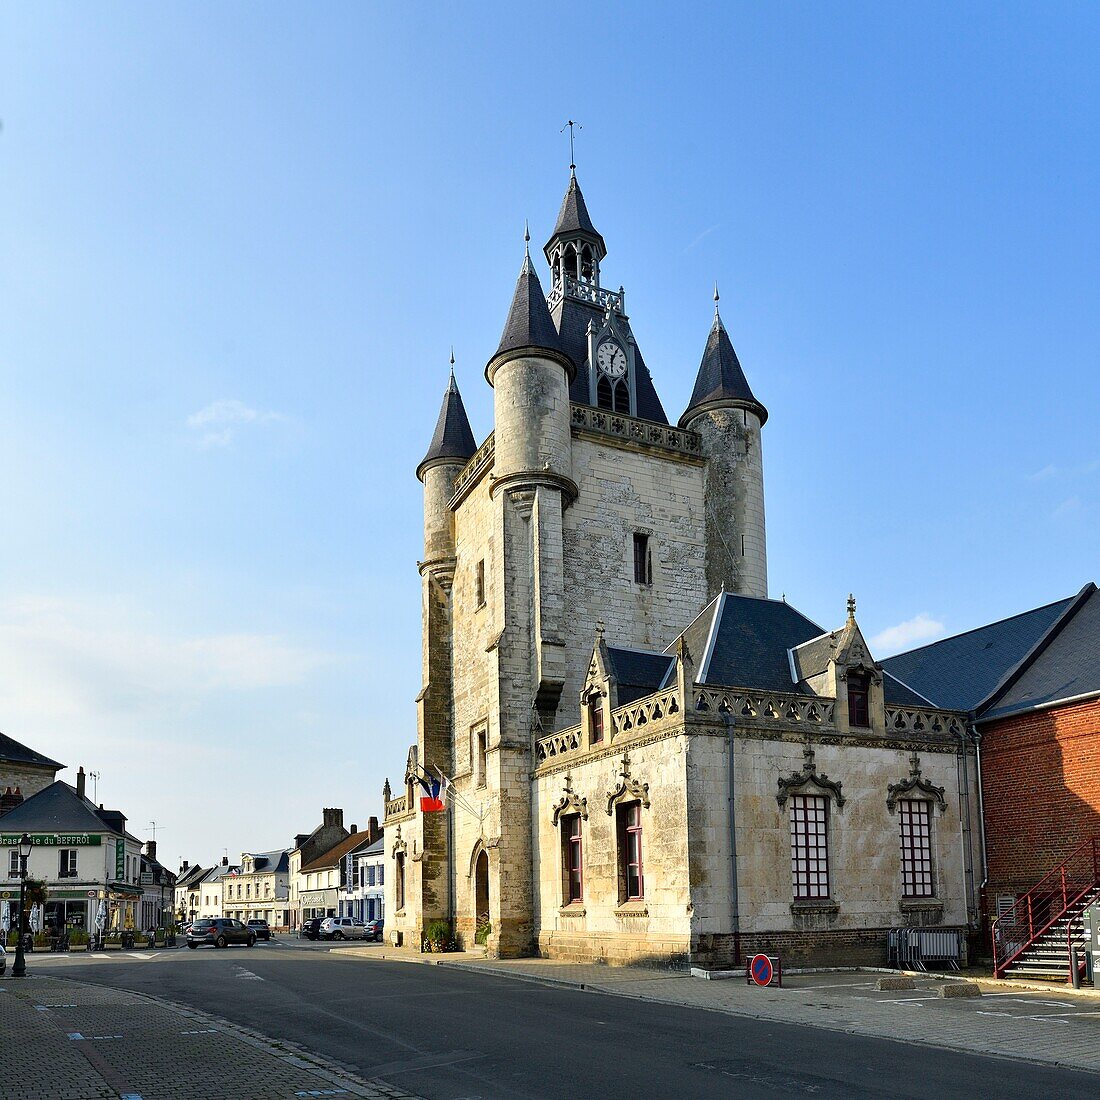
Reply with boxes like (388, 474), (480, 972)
(613, 381), (629, 413)
(564, 245), (579, 279)
(580, 245), (594, 282)
(588, 695), (604, 744)
(597, 376), (614, 410)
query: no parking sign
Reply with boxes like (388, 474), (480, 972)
(746, 953), (782, 987)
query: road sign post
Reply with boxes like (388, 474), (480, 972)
(746, 952), (782, 988)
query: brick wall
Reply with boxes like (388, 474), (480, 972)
(981, 697), (1100, 900)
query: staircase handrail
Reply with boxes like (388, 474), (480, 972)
(992, 835), (1100, 978)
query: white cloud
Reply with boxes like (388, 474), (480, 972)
(1052, 496), (1084, 519)
(871, 613), (945, 656)
(186, 399), (285, 448)
(0, 594), (332, 721)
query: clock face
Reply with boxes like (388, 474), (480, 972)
(597, 340), (628, 379)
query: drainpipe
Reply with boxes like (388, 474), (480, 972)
(953, 725), (977, 926)
(971, 722), (989, 891)
(724, 713), (740, 961)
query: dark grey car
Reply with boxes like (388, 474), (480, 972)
(186, 918), (255, 949)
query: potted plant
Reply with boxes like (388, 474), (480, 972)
(32, 931), (50, 952)
(69, 929), (89, 952)
(103, 932), (122, 950)
(423, 919), (456, 953)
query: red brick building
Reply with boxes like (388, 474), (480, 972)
(884, 582), (1100, 975)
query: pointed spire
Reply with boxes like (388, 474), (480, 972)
(543, 174), (606, 260)
(847, 594), (857, 622)
(416, 355), (477, 481)
(486, 243), (574, 382)
(679, 288), (768, 428)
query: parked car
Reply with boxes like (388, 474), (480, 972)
(365, 919), (384, 942)
(320, 916), (372, 940)
(246, 919), (272, 941)
(186, 918), (256, 949)
(299, 917), (322, 941)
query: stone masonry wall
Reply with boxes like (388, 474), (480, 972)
(0, 762), (59, 802)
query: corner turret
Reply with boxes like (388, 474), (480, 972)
(680, 289), (768, 598)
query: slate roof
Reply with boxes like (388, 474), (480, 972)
(0, 731), (63, 771)
(679, 313), (767, 428)
(554, 296), (670, 424)
(357, 836), (385, 858)
(0, 781), (126, 836)
(301, 831), (378, 874)
(544, 175), (606, 255)
(665, 593), (929, 706)
(206, 863), (241, 883)
(881, 595), (1077, 713)
(490, 254), (571, 371)
(416, 374), (477, 481)
(978, 585), (1100, 720)
(605, 646), (676, 706)
(247, 849), (290, 874)
(176, 864), (211, 889)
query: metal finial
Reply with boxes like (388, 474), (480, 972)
(847, 593), (856, 619)
(524, 219), (530, 256)
(449, 346), (455, 378)
(713, 282), (721, 321)
(561, 119), (580, 175)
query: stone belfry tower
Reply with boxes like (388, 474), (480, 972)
(679, 291), (769, 598)
(412, 366), (477, 928)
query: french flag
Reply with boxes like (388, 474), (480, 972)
(418, 775), (447, 813)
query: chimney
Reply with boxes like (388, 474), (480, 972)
(76, 766), (86, 799)
(0, 786), (24, 817)
(294, 833), (309, 849)
(221, 855), (229, 865)
(368, 816), (380, 842)
(322, 807), (344, 829)
(146, 840), (157, 862)
(350, 824), (357, 834)
(181, 860), (190, 871)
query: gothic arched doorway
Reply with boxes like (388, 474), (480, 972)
(474, 849), (489, 928)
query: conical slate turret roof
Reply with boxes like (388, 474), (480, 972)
(487, 253), (574, 379)
(679, 310), (767, 427)
(544, 175), (606, 257)
(416, 372), (477, 481)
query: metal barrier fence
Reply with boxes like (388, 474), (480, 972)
(887, 928), (962, 971)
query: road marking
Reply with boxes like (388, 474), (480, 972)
(294, 1092), (348, 1097)
(120, 1094), (144, 1099)
(234, 967), (264, 980)
(126, 952), (153, 959)
(180, 1028), (219, 1034)
(68, 1033), (85, 1040)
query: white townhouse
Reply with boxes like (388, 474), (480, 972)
(340, 835), (385, 923)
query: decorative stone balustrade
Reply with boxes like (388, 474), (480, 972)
(384, 796), (408, 819)
(546, 277), (623, 314)
(535, 726), (582, 763)
(885, 706), (967, 737)
(571, 405), (702, 459)
(693, 687), (836, 727)
(610, 688), (682, 736)
(450, 433), (495, 505)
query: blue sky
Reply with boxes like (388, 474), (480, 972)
(1, 4), (1097, 864)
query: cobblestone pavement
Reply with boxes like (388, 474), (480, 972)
(348, 951), (1100, 1075)
(0, 973), (422, 1100)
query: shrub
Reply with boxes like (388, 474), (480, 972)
(423, 919), (456, 952)
(474, 920), (491, 946)
(69, 929), (89, 946)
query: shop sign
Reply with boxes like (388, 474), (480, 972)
(0, 833), (102, 846)
(115, 839), (125, 880)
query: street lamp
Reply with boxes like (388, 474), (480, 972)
(12, 832), (31, 978)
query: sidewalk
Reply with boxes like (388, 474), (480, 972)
(342, 949), (1100, 1075)
(0, 973), (421, 1100)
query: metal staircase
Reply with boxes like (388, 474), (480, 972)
(992, 837), (1099, 982)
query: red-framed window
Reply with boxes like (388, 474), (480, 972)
(848, 670), (871, 728)
(589, 697), (604, 744)
(617, 801), (644, 901)
(789, 794), (830, 900)
(899, 800), (934, 898)
(562, 814), (583, 904)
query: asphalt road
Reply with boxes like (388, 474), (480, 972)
(57, 942), (1098, 1099)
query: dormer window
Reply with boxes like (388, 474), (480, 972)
(589, 695), (604, 744)
(848, 670), (871, 728)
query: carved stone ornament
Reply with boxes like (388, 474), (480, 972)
(887, 752), (947, 814)
(391, 824), (407, 857)
(605, 752), (651, 816)
(552, 772), (589, 825)
(776, 742), (846, 809)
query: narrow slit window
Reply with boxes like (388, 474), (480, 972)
(633, 533), (652, 585)
(589, 696), (604, 744)
(475, 559), (485, 608)
(476, 729), (487, 789)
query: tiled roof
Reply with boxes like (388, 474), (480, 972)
(300, 831), (377, 873)
(881, 595), (1077, 713)
(0, 731), (63, 771)
(417, 374), (477, 481)
(605, 646), (676, 705)
(554, 296), (669, 425)
(979, 585), (1100, 720)
(679, 312), (766, 428)
(0, 781), (124, 835)
(544, 175), (605, 254)
(491, 254), (570, 370)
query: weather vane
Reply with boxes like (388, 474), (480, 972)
(561, 119), (581, 175)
